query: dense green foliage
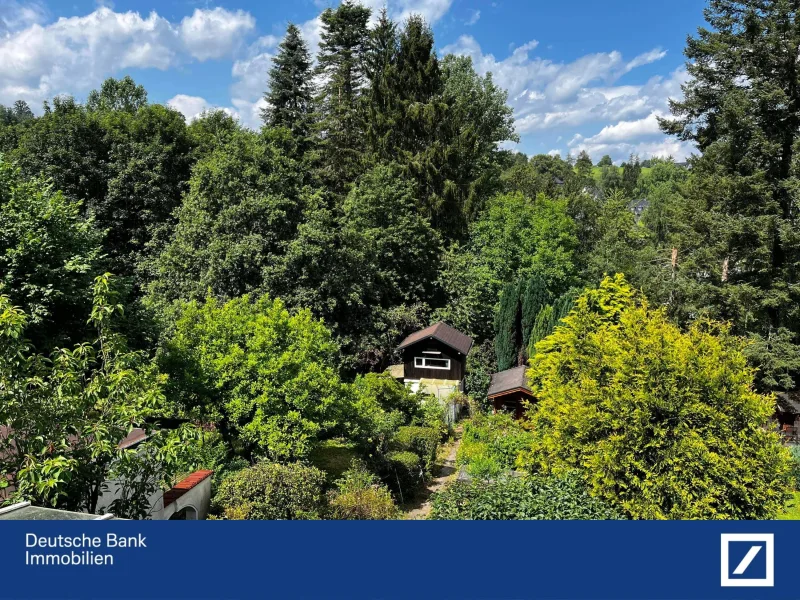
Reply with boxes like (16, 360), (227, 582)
(162, 293), (347, 462)
(520, 276), (793, 519)
(213, 461), (327, 520)
(456, 413), (533, 479)
(0, 275), (194, 517)
(0, 158), (103, 349)
(429, 473), (623, 520)
(2, 0), (798, 521)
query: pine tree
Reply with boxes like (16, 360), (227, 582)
(364, 8), (399, 160)
(262, 23), (314, 144)
(315, 1), (371, 190)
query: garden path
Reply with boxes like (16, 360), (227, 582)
(403, 425), (462, 520)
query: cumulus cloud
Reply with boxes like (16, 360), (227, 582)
(0, 0), (47, 36)
(442, 35), (691, 162)
(0, 5), (255, 108)
(179, 8), (255, 61)
(167, 93), (238, 122)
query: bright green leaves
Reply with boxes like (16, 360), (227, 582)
(521, 275), (793, 519)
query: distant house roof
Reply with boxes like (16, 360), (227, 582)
(487, 365), (532, 398)
(118, 428), (148, 449)
(397, 322), (473, 355)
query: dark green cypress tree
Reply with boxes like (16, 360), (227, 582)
(494, 280), (523, 371)
(262, 24), (314, 143)
(315, 1), (371, 190)
(528, 290), (578, 358)
(521, 275), (550, 350)
(364, 8), (399, 160)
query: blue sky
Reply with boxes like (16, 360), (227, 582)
(0, 0), (707, 162)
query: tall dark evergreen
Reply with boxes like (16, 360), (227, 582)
(494, 280), (523, 371)
(364, 8), (400, 160)
(262, 23), (314, 144)
(661, 0), (800, 390)
(316, 0), (371, 190)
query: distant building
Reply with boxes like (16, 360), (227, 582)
(488, 365), (534, 419)
(389, 322), (473, 398)
(628, 198), (649, 220)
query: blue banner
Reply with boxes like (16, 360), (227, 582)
(0, 520), (797, 599)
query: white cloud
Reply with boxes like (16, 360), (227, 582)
(0, 6), (255, 108)
(0, 0), (47, 37)
(393, 0), (453, 24)
(179, 8), (255, 61)
(580, 112), (664, 145)
(167, 93), (238, 122)
(441, 35), (690, 162)
(465, 9), (480, 26)
(625, 48), (667, 72)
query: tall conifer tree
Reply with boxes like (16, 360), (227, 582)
(661, 0), (800, 390)
(262, 23), (314, 144)
(364, 8), (399, 160)
(315, 0), (371, 190)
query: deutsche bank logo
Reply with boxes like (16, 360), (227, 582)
(720, 533), (774, 587)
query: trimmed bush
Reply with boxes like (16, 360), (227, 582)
(327, 461), (399, 520)
(384, 450), (423, 501)
(429, 472), (623, 520)
(212, 461), (326, 520)
(392, 426), (440, 474)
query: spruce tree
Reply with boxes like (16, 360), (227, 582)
(262, 23), (314, 144)
(661, 0), (800, 390)
(396, 15), (441, 154)
(315, 0), (371, 190)
(364, 8), (400, 160)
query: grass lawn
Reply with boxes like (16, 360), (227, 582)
(308, 438), (360, 484)
(777, 491), (800, 520)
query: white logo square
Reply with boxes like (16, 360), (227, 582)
(720, 533), (774, 587)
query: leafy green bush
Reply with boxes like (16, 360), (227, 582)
(162, 294), (349, 462)
(429, 472), (623, 520)
(212, 461), (326, 520)
(456, 413), (534, 478)
(327, 461), (399, 520)
(347, 372), (416, 455)
(392, 426), (440, 474)
(384, 450), (423, 501)
(521, 275), (794, 519)
(415, 394), (450, 440)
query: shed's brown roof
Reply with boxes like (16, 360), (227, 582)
(396, 322), (473, 355)
(487, 365), (532, 398)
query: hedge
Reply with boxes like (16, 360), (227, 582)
(212, 461), (326, 520)
(429, 472), (623, 520)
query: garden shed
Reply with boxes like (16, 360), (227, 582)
(488, 365), (534, 420)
